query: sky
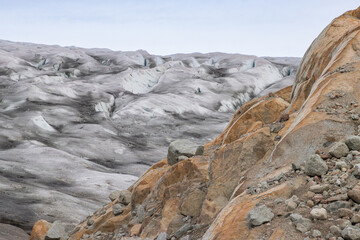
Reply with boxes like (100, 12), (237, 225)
(0, 0), (358, 57)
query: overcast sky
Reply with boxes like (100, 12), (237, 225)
(0, 0), (358, 57)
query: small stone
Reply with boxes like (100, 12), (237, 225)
(296, 218), (312, 233)
(352, 114), (360, 121)
(156, 232), (168, 240)
(336, 161), (348, 170)
(312, 229), (322, 237)
(310, 208), (327, 220)
(345, 136), (360, 151)
(247, 205), (274, 226)
(353, 164), (360, 179)
(338, 208), (354, 218)
(109, 190), (121, 201)
(310, 184), (329, 193)
(342, 226), (360, 240)
(327, 201), (352, 212)
(335, 219), (352, 230)
(305, 154), (328, 176)
(330, 142), (350, 158)
(290, 213), (303, 223)
(118, 190), (132, 205)
(87, 218), (94, 226)
(307, 200), (315, 208)
(274, 198), (283, 204)
(330, 225), (342, 236)
(292, 162), (301, 171)
(113, 204), (124, 216)
(351, 214), (360, 224)
(286, 201), (298, 211)
(348, 185), (360, 204)
(173, 223), (192, 239)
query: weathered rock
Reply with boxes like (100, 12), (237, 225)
(305, 154), (328, 176)
(0, 223), (29, 240)
(312, 229), (322, 238)
(113, 204), (124, 216)
(348, 185), (360, 204)
(118, 190), (132, 205)
(296, 218), (312, 233)
(310, 184), (329, 193)
(310, 208), (327, 220)
(247, 205), (274, 226)
(180, 188), (206, 217)
(44, 221), (67, 240)
(330, 225), (342, 236)
(342, 226), (360, 240)
(109, 190), (122, 201)
(339, 208), (354, 218)
(327, 201), (352, 212)
(156, 232), (169, 240)
(352, 214), (360, 224)
(330, 142), (349, 158)
(353, 164), (360, 178)
(286, 201), (297, 211)
(346, 136), (360, 151)
(167, 139), (204, 165)
(173, 223), (192, 239)
(30, 220), (51, 240)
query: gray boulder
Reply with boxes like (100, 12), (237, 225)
(167, 139), (204, 165)
(329, 142), (349, 158)
(346, 136), (360, 151)
(247, 205), (274, 227)
(354, 164), (360, 178)
(305, 154), (328, 176)
(173, 223), (192, 238)
(156, 232), (169, 240)
(109, 189), (132, 204)
(45, 221), (67, 240)
(342, 226), (360, 240)
(113, 204), (124, 216)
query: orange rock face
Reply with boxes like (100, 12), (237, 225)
(30, 220), (51, 240)
(41, 6), (360, 240)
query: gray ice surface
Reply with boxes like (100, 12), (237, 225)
(0, 40), (300, 231)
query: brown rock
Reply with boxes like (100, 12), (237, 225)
(279, 113), (289, 122)
(130, 224), (142, 236)
(180, 188), (206, 217)
(348, 184), (360, 204)
(351, 214), (360, 224)
(30, 220), (51, 240)
(338, 208), (354, 218)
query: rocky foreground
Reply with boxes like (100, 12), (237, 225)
(27, 5), (360, 240)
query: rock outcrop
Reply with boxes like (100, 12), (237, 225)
(31, 5), (360, 240)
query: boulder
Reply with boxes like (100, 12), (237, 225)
(156, 232), (168, 240)
(45, 221), (67, 240)
(342, 226), (360, 240)
(0, 223), (29, 240)
(30, 220), (51, 240)
(329, 142), (349, 158)
(305, 154), (328, 176)
(348, 184), (360, 204)
(346, 136), (360, 151)
(310, 208), (327, 220)
(247, 205), (274, 226)
(167, 139), (204, 166)
(113, 204), (124, 216)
